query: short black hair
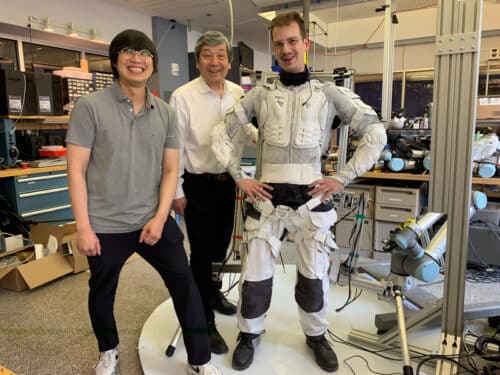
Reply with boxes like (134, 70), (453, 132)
(109, 29), (158, 79)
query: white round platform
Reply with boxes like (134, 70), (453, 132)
(138, 265), (435, 375)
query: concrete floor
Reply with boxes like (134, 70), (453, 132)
(0, 256), (169, 375)
(0, 232), (498, 375)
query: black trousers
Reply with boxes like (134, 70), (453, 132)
(87, 215), (210, 366)
(183, 171), (236, 323)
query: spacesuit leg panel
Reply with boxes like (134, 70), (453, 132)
(295, 208), (337, 336)
(237, 211), (285, 334)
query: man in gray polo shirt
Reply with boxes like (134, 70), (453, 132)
(66, 29), (221, 375)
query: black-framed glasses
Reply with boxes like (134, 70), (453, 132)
(119, 47), (154, 59)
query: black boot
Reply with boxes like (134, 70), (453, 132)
(306, 334), (338, 372)
(212, 290), (237, 315)
(232, 332), (260, 371)
(208, 321), (228, 354)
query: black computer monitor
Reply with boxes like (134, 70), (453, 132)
(238, 42), (254, 70)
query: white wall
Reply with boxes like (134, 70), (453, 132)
(326, 2), (500, 49)
(316, 34), (500, 75)
(311, 1), (500, 75)
(0, 0), (152, 42)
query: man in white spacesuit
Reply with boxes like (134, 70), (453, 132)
(211, 12), (387, 372)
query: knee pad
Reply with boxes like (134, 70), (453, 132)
(295, 272), (323, 313)
(241, 278), (273, 319)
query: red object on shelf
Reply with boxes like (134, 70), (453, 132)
(39, 149), (67, 157)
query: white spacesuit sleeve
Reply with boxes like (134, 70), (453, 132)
(325, 84), (387, 186)
(211, 89), (261, 182)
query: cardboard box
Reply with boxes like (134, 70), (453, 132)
(477, 97), (500, 119)
(0, 223), (91, 291)
(30, 223), (88, 273)
(0, 246), (73, 291)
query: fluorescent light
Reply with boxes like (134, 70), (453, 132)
(42, 18), (54, 32)
(257, 11), (277, 21)
(67, 23), (79, 37)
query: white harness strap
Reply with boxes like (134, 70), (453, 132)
(296, 196), (323, 217)
(244, 228), (282, 258)
(260, 163), (322, 185)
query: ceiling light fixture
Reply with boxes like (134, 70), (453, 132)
(29, 16), (102, 42)
(66, 23), (79, 37)
(257, 10), (277, 21)
(42, 17), (54, 32)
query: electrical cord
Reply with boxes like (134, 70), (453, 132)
(336, 194), (366, 312)
(464, 331), (483, 374)
(415, 354), (480, 375)
(327, 329), (410, 361)
(468, 238), (493, 270)
(0, 252), (34, 270)
(343, 355), (401, 375)
(466, 262), (500, 283)
(156, 20), (176, 51)
(332, 205), (357, 228)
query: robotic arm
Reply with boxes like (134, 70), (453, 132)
(387, 191), (488, 282)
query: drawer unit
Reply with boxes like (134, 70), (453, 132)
(375, 184), (425, 224)
(0, 170), (73, 224)
(376, 185), (424, 211)
(375, 204), (419, 223)
(17, 187), (69, 213)
(15, 172), (68, 193)
(334, 218), (373, 252)
(20, 205), (73, 225)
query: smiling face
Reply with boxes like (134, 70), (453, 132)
(196, 43), (231, 89)
(114, 48), (154, 88)
(272, 21), (310, 73)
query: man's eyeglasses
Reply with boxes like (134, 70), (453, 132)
(119, 47), (154, 59)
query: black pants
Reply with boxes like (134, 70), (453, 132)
(87, 215), (210, 366)
(183, 171), (236, 323)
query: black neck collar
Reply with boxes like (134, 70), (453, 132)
(279, 67), (310, 86)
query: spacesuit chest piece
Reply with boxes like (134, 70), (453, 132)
(262, 85), (328, 148)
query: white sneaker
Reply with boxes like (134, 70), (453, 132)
(95, 346), (119, 375)
(187, 361), (222, 375)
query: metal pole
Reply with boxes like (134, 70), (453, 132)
(394, 288), (414, 375)
(303, 0), (310, 36)
(381, 0), (396, 123)
(430, 0), (483, 373)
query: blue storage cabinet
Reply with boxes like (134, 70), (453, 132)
(0, 170), (74, 224)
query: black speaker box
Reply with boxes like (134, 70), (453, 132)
(16, 134), (46, 160)
(29, 72), (54, 115)
(23, 72), (38, 115)
(0, 69), (36, 115)
(47, 134), (64, 146)
(52, 75), (65, 115)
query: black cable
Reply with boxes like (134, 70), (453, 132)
(468, 237), (492, 270)
(344, 355), (402, 375)
(465, 262), (500, 283)
(327, 329), (407, 361)
(415, 354), (480, 375)
(336, 194), (366, 312)
(463, 332), (482, 374)
(332, 205), (357, 228)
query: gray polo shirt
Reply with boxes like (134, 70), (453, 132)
(66, 82), (179, 233)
